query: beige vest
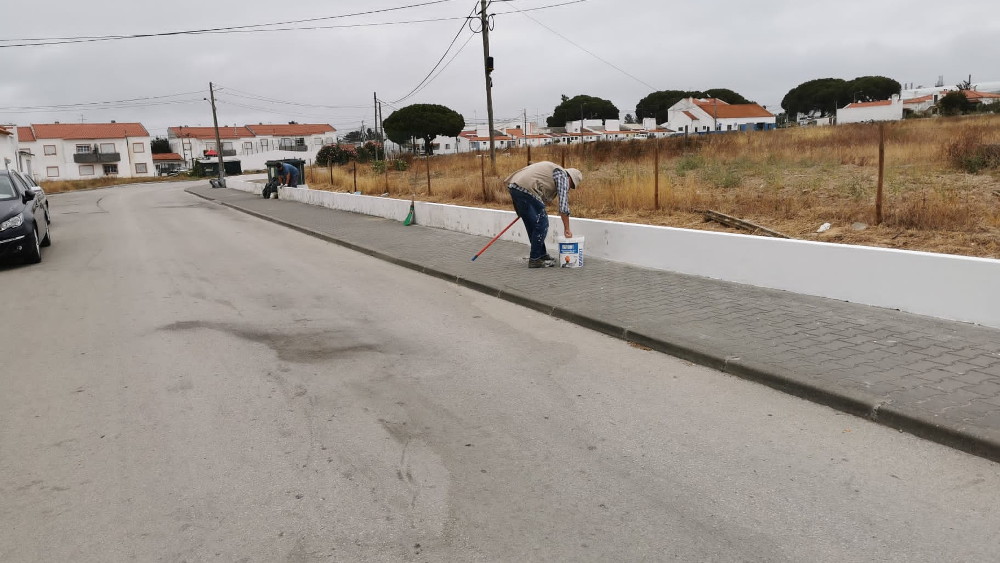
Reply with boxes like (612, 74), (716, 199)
(504, 161), (562, 203)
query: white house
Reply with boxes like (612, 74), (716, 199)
(0, 126), (18, 171)
(903, 94), (938, 115)
(168, 123), (336, 170)
(666, 98), (776, 134)
(836, 95), (904, 124)
(17, 123), (154, 181)
(152, 153), (186, 175)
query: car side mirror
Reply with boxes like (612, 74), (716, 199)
(22, 190), (35, 203)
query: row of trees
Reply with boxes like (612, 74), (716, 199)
(333, 76), (901, 157)
(153, 74), (977, 161)
(780, 76), (901, 118)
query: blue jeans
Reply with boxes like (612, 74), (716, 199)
(509, 186), (548, 260)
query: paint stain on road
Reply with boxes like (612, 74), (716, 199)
(159, 320), (379, 363)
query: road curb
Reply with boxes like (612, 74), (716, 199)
(187, 187), (1000, 464)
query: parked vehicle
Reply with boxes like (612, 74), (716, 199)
(0, 169), (51, 264)
(15, 172), (49, 222)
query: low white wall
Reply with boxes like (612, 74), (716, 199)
(223, 177), (1000, 329)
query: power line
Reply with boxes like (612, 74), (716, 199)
(509, 2), (660, 92)
(0, 0), (454, 48)
(215, 86), (371, 110)
(0, 91), (206, 114)
(385, 0), (481, 105)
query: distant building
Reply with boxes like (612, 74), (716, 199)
(152, 153), (185, 175)
(17, 122), (154, 181)
(837, 95), (904, 124)
(0, 126), (20, 172)
(666, 98), (776, 134)
(167, 123), (336, 170)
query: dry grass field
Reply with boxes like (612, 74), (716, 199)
(307, 114), (1000, 259)
(41, 174), (181, 194)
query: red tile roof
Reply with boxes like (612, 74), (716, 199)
(17, 127), (35, 141)
(31, 122), (149, 139)
(903, 95), (934, 104)
(152, 153), (183, 161)
(844, 100), (894, 108)
(694, 101), (774, 118)
(683, 111), (700, 121)
(169, 126), (254, 140)
(245, 124), (335, 136)
(962, 90), (1000, 100)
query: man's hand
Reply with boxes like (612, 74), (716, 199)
(564, 229), (573, 238)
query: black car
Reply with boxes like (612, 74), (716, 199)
(0, 169), (51, 264)
(17, 171), (49, 222)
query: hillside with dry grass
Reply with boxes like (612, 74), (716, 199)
(306, 114), (1000, 259)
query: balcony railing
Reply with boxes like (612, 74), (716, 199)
(74, 152), (121, 163)
(279, 145), (309, 152)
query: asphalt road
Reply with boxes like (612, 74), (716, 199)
(1, 181), (998, 562)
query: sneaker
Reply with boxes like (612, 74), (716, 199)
(528, 257), (556, 268)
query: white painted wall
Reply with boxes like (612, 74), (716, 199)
(837, 98), (904, 124)
(225, 176), (1000, 329)
(0, 130), (17, 170)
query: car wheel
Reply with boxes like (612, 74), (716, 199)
(24, 227), (42, 264)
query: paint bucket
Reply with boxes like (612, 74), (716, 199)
(556, 236), (584, 268)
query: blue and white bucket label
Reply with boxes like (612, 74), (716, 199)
(557, 237), (584, 268)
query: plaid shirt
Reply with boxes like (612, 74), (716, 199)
(508, 167), (571, 215)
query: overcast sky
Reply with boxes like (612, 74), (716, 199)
(1, 0), (996, 138)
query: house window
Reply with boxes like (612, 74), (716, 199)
(44, 145), (57, 155)
(135, 163), (148, 174)
(103, 164), (118, 175)
(182, 141), (192, 150)
(79, 165), (95, 176)
(260, 139), (269, 150)
(279, 138), (292, 149)
(445, 144), (450, 150)
(223, 142), (234, 151)
(46, 166), (60, 177)
(100, 143), (115, 153)
(205, 142), (216, 151)
(243, 141), (253, 152)
(133, 142), (145, 153)
(76, 144), (92, 154)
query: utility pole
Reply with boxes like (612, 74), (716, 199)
(373, 92), (380, 142)
(208, 82), (225, 187)
(378, 101), (386, 159)
(523, 108), (527, 147)
(479, 0), (497, 172)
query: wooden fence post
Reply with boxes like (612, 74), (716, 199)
(425, 153), (431, 196)
(876, 123), (885, 225)
(654, 137), (660, 210)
